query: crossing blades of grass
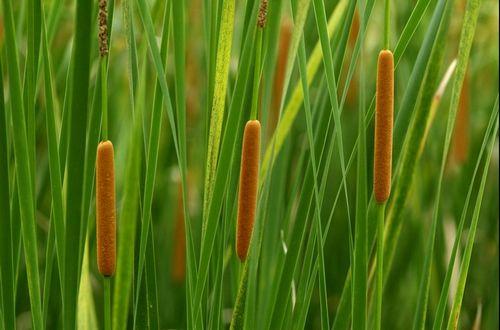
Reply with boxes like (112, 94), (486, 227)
(0, 60), (16, 330)
(77, 240), (99, 329)
(64, 0), (93, 327)
(40, 3), (65, 295)
(261, 0), (347, 177)
(131, 1), (190, 328)
(433, 98), (499, 329)
(24, 0), (41, 197)
(412, 0), (482, 328)
(297, 35), (330, 329)
(353, 0), (368, 328)
(170, 2), (198, 326)
(0, 0), (43, 327)
(278, 0), (312, 114)
(112, 105), (143, 330)
(393, 0), (449, 162)
(311, 0), (351, 229)
(446, 101), (498, 330)
(131, 0), (196, 328)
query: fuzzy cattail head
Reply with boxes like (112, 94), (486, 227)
(172, 182), (186, 283)
(236, 120), (261, 262)
(98, 0), (109, 57)
(257, 0), (268, 28)
(373, 50), (394, 204)
(96, 140), (116, 276)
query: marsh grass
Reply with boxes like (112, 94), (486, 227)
(0, 0), (498, 329)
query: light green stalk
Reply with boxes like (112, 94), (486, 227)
(203, 0), (235, 225)
(375, 203), (386, 330)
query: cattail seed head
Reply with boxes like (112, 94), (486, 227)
(98, 0), (109, 57)
(236, 120), (261, 262)
(257, 0), (268, 28)
(96, 140), (116, 276)
(373, 50), (394, 204)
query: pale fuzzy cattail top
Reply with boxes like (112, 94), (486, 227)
(236, 120), (261, 262)
(96, 140), (116, 276)
(373, 50), (394, 204)
(98, 0), (108, 57)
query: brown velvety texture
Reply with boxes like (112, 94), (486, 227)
(236, 120), (261, 262)
(374, 50), (394, 204)
(172, 182), (186, 283)
(96, 140), (116, 277)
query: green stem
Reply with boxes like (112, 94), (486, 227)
(384, 0), (390, 49)
(230, 261), (249, 330)
(376, 202), (386, 330)
(104, 278), (111, 330)
(101, 58), (108, 141)
(250, 28), (263, 121)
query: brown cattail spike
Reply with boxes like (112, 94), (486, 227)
(236, 120), (261, 261)
(96, 140), (116, 276)
(374, 50), (394, 204)
(98, 0), (109, 57)
(257, 0), (268, 28)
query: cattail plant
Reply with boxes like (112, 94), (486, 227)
(373, 50), (394, 204)
(230, 1), (266, 329)
(235, 0), (266, 263)
(373, 0), (394, 327)
(96, 0), (114, 278)
(236, 120), (261, 261)
(96, 141), (116, 277)
(96, 1), (113, 329)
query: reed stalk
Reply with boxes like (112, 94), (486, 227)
(373, 49), (394, 330)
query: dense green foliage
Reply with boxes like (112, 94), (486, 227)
(0, 0), (498, 328)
